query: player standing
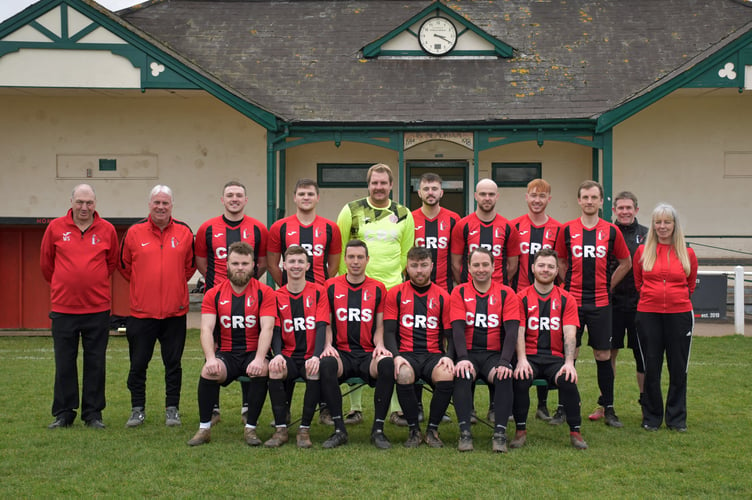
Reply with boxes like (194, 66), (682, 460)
(554, 180), (631, 427)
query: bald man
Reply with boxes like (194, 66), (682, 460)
(41, 184), (119, 429)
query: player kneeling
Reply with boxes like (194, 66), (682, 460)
(511, 248), (587, 450)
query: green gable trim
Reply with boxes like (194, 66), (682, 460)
(0, 0), (280, 131)
(362, 1), (514, 59)
(596, 29), (752, 134)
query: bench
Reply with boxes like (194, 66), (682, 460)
(236, 375), (552, 429)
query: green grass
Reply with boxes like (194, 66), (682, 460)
(1, 333), (750, 498)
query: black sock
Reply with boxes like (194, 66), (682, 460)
(244, 377), (268, 426)
(268, 378), (288, 427)
(556, 374), (582, 432)
(453, 377), (473, 433)
(493, 378), (512, 435)
(536, 385), (548, 408)
(320, 357), (345, 433)
(240, 380), (250, 408)
(301, 379), (321, 427)
(596, 359), (615, 407)
(428, 380), (453, 430)
(372, 357), (395, 432)
(396, 383), (420, 429)
(198, 376), (220, 424)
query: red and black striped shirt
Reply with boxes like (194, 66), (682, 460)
(384, 281), (451, 354)
(325, 275), (386, 354)
(202, 278), (277, 353)
(517, 285), (579, 359)
(511, 214), (562, 291)
(555, 218), (629, 307)
(268, 215), (342, 285)
(195, 215), (268, 288)
(412, 207), (460, 292)
(451, 213), (521, 285)
(274, 282), (329, 359)
(449, 281), (521, 352)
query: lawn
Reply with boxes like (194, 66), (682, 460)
(0, 333), (750, 498)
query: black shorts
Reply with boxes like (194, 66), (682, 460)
(525, 356), (566, 386)
(215, 351), (256, 386)
(576, 304), (612, 351)
(461, 351), (503, 384)
(338, 350), (376, 386)
(282, 356), (313, 381)
(399, 352), (445, 384)
(612, 306), (638, 350)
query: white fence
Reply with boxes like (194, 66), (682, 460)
(700, 266), (750, 336)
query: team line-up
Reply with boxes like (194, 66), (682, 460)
(41, 163), (697, 452)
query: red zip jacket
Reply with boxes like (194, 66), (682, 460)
(633, 244), (698, 313)
(119, 216), (195, 319)
(40, 210), (118, 314)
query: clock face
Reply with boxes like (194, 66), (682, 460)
(419, 17), (457, 56)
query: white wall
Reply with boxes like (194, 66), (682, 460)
(0, 92), (268, 230)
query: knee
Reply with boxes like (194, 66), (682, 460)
(396, 364), (414, 385)
(593, 350), (611, 362)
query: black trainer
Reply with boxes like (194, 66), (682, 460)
(371, 430), (392, 449)
(322, 430), (348, 449)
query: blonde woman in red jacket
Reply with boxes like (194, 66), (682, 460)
(633, 204), (697, 432)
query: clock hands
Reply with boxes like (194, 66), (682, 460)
(433, 34), (452, 43)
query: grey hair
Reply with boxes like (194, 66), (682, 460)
(149, 184), (174, 202)
(71, 183), (96, 199)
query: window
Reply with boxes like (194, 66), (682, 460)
(491, 162), (541, 187)
(317, 163), (373, 187)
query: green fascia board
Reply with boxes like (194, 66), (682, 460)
(0, 0), (280, 131)
(595, 29), (752, 134)
(362, 1), (514, 59)
(275, 129), (403, 152)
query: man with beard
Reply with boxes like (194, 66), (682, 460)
(450, 248), (521, 453)
(187, 242), (278, 446)
(554, 180), (631, 428)
(383, 246), (454, 448)
(195, 180), (269, 424)
(511, 248), (587, 450)
(511, 179), (563, 422)
(389, 173), (459, 427)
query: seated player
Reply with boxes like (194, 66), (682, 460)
(187, 242), (279, 447)
(450, 247), (521, 453)
(267, 245), (330, 448)
(384, 246), (454, 448)
(319, 240), (395, 449)
(511, 248), (587, 450)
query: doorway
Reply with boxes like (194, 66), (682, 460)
(407, 160), (468, 217)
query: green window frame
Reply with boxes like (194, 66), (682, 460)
(317, 163), (373, 188)
(491, 162), (542, 187)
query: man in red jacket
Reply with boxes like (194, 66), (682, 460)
(120, 185), (196, 428)
(40, 184), (119, 429)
